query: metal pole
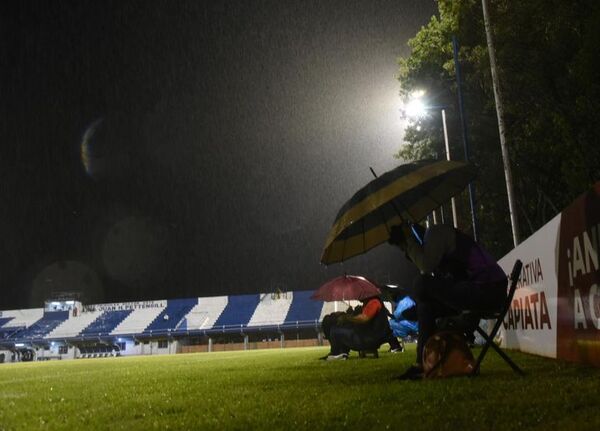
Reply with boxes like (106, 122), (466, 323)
(481, 0), (520, 246)
(453, 35), (479, 241)
(442, 109), (458, 228)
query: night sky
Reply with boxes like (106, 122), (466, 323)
(1, 0), (437, 309)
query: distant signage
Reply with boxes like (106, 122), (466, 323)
(83, 300), (166, 312)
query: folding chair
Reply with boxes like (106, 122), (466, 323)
(470, 259), (524, 376)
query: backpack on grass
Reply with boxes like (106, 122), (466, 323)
(422, 331), (475, 378)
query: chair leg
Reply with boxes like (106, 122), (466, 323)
(473, 327), (494, 374)
(474, 327), (524, 376)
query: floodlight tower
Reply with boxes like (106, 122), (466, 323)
(403, 91), (459, 228)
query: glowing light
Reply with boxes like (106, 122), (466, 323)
(404, 89), (428, 119)
(404, 99), (425, 118)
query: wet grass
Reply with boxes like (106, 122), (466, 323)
(0, 345), (599, 430)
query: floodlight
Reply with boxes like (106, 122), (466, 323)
(404, 98), (426, 119)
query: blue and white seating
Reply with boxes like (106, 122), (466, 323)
(110, 303), (165, 336)
(283, 290), (323, 329)
(0, 289), (335, 345)
(178, 296), (228, 332)
(212, 294), (261, 332)
(144, 298), (198, 335)
(13, 311), (69, 340)
(46, 310), (104, 339)
(80, 310), (133, 337)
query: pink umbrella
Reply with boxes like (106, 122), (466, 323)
(311, 275), (381, 302)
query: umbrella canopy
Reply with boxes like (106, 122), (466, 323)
(310, 275), (381, 302)
(321, 159), (476, 265)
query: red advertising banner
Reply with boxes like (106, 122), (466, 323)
(556, 182), (600, 366)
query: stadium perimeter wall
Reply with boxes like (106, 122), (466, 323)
(180, 338), (327, 354)
(497, 182), (600, 367)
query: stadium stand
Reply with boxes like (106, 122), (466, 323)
(0, 317), (20, 339)
(46, 310), (104, 339)
(110, 305), (165, 335)
(80, 310), (133, 336)
(144, 298), (198, 334)
(247, 293), (293, 328)
(284, 290), (323, 328)
(12, 311), (69, 340)
(0, 290), (355, 362)
(0, 317), (14, 327)
(212, 294), (261, 331)
(0, 308), (44, 330)
(178, 296), (228, 331)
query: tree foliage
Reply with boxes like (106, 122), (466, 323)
(396, 0), (600, 257)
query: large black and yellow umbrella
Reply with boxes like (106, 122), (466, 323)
(321, 159), (476, 265)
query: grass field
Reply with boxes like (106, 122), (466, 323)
(1, 345), (600, 430)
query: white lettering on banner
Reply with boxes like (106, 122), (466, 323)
(589, 284), (600, 330)
(566, 225), (599, 287)
(573, 289), (587, 329)
(565, 225), (600, 330)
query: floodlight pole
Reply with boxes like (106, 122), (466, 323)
(442, 109), (458, 228)
(453, 36), (479, 242)
(482, 0), (520, 246)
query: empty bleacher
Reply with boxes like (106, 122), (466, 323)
(178, 296), (228, 331)
(111, 305), (165, 336)
(247, 293), (293, 328)
(13, 311), (70, 340)
(284, 290), (323, 329)
(0, 289), (335, 358)
(0, 317), (19, 339)
(0, 317), (14, 328)
(46, 310), (105, 339)
(80, 310), (133, 337)
(0, 308), (44, 330)
(212, 294), (261, 331)
(144, 298), (198, 334)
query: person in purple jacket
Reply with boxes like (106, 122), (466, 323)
(387, 222), (507, 380)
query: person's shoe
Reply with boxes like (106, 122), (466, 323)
(395, 365), (423, 380)
(318, 354), (331, 360)
(325, 353), (349, 361)
(390, 340), (405, 353)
